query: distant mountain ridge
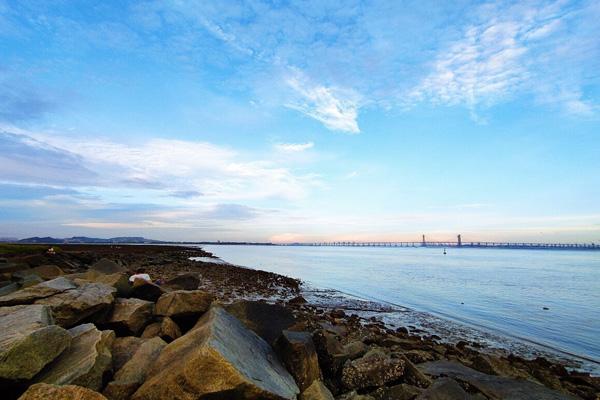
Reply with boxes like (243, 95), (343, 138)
(14, 236), (162, 244)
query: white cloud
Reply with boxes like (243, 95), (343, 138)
(410, 1), (599, 118)
(1, 127), (320, 203)
(285, 70), (360, 133)
(274, 141), (314, 152)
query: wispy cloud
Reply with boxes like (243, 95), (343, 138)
(274, 141), (314, 152)
(410, 1), (600, 118)
(285, 71), (360, 133)
(0, 127), (319, 202)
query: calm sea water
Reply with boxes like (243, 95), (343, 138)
(202, 245), (600, 366)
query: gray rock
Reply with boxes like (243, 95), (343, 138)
(35, 281), (116, 327)
(0, 281), (19, 296)
(132, 305), (299, 400)
(20, 274), (44, 288)
(419, 360), (579, 400)
(90, 258), (126, 274)
(416, 378), (471, 400)
(35, 323), (115, 391)
(103, 337), (167, 400)
(0, 304), (71, 380)
(0, 277), (76, 306)
(106, 298), (154, 335)
(275, 330), (322, 391)
(68, 270), (131, 297)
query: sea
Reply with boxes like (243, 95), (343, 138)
(200, 245), (600, 374)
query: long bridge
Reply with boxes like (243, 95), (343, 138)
(286, 235), (600, 250)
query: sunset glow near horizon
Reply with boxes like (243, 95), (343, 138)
(1, 1), (599, 243)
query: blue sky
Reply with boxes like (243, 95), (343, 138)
(1, 0), (599, 242)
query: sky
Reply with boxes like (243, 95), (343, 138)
(1, 0), (599, 243)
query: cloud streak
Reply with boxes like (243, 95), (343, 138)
(285, 71), (360, 133)
(274, 142), (314, 152)
(410, 1), (600, 117)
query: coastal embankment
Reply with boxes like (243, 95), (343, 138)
(0, 244), (598, 399)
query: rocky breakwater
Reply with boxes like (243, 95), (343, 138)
(0, 245), (305, 399)
(0, 244), (599, 399)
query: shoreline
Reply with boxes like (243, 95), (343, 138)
(204, 255), (599, 376)
(1, 244), (598, 399)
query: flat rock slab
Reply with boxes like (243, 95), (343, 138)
(35, 282), (116, 327)
(69, 271), (131, 297)
(35, 323), (115, 391)
(0, 277), (76, 306)
(18, 383), (108, 399)
(0, 304), (71, 380)
(225, 300), (297, 344)
(419, 360), (578, 400)
(106, 298), (154, 335)
(415, 377), (472, 399)
(0, 277), (116, 328)
(132, 305), (299, 400)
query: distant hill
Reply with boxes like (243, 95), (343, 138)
(17, 236), (163, 244)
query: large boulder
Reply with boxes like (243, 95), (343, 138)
(35, 323), (115, 391)
(0, 277), (76, 306)
(68, 270), (131, 297)
(90, 259), (126, 274)
(0, 277), (116, 328)
(130, 280), (164, 302)
(105, 298), (154, 336)
(225, 300), (296, 344)
(132, 306), (299, 400)
(341, 348), (406, 391)
(163, 273), (200, 291)
(18, 383), (108, 400)
(312, 329), (346, 377)
(275, 330), (322, 391)
(0, 304), (71, 380)
(35, 282), (117, 327)
(300, 380), (335, 400)
(155, 290), (213, 318)
(30, 265), (64, 280)
(103, 337), (167, 400)
(140, 317), (181, 342)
